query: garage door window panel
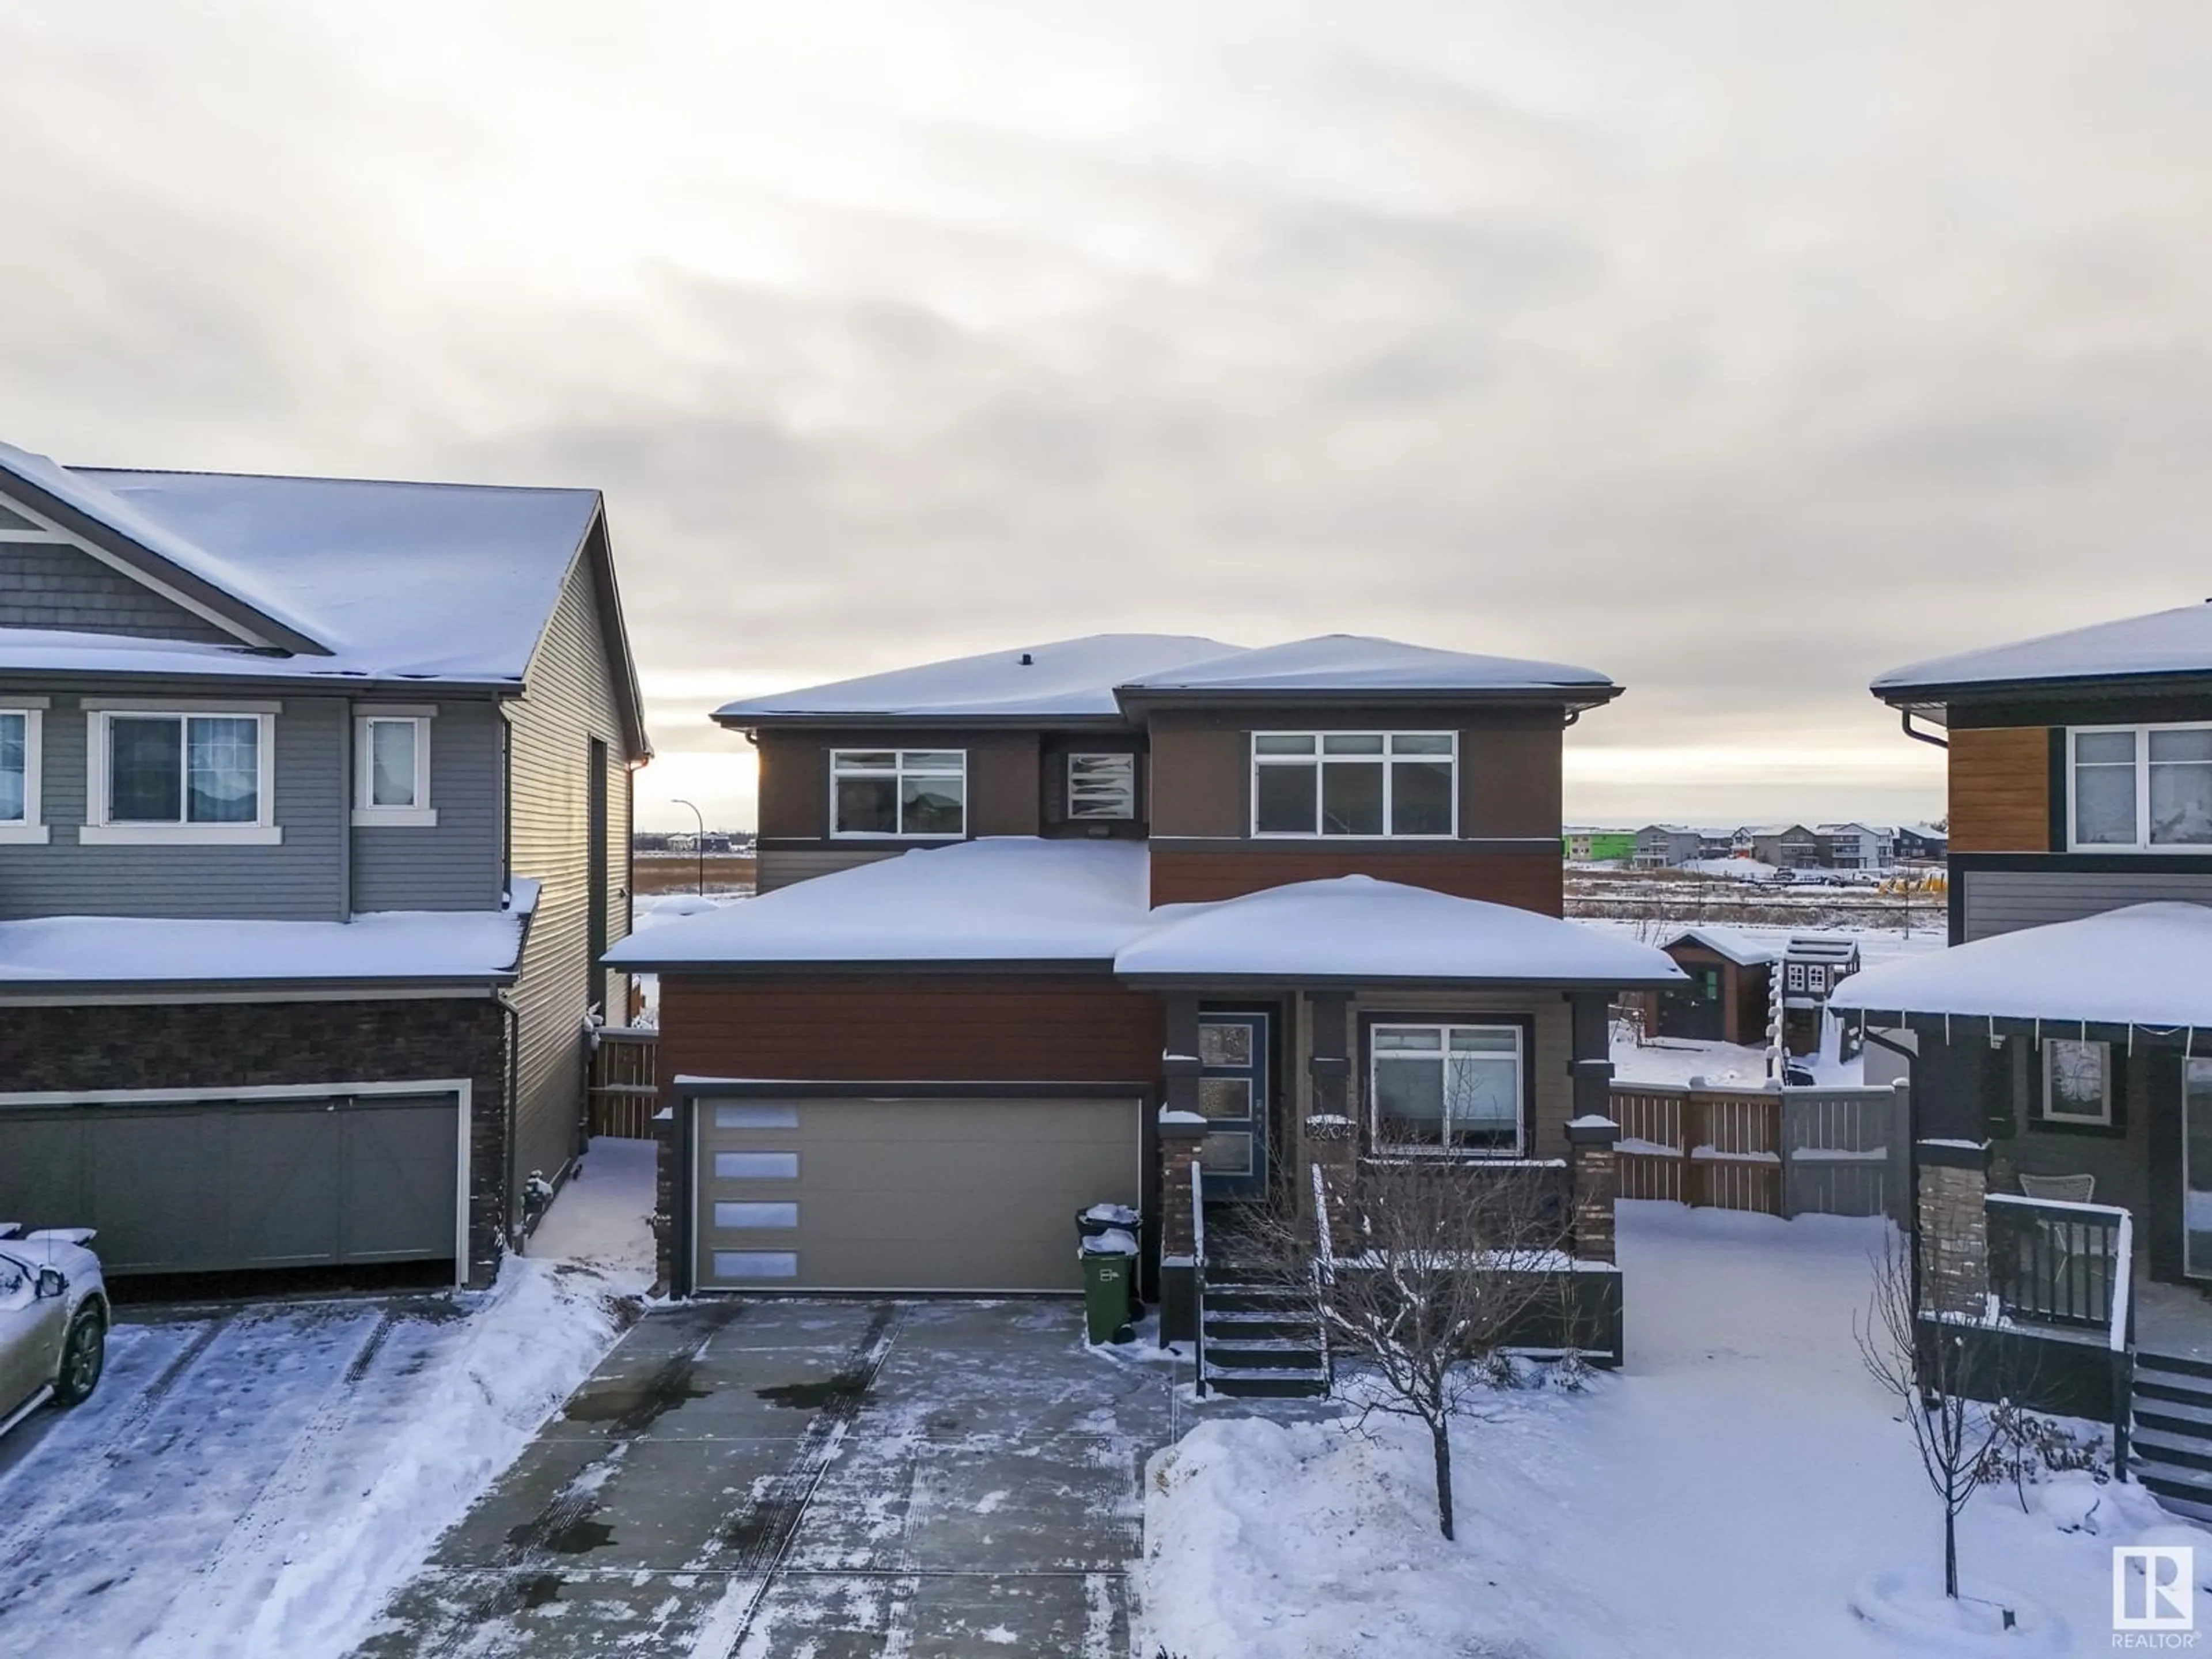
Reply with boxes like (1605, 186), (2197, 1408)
(714, 1202), (800, 1229)
(715, 1151), (799, 1179)
(714, 1251), (800, 1279)
(712, 1103), (798, 1129)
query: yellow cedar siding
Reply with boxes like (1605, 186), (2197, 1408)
(1948, 726), (2051, 854)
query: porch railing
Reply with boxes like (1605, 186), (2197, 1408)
(1191, 1158), (1207, 1398)
(1311, 1162), (1336, 1392)
(1985, 1192), (2131, 1332)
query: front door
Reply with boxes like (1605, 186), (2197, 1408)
(1197, 1013), (1270, 1199)
(1660, 965), (1724, 1041)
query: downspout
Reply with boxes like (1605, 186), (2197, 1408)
(1862, 1021), (1924, 1314)
(336, 705), (353, 919)
(1900, 709), (1948, 750)
(499, 988), (523, 1251)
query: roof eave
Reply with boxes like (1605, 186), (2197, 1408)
(1872, 668), (2212, 710)
(0, 971), (517, 1001)
(1112, 684), (1626, 717)
(711, 710), (1138, 734)
(1116, 970), (1685, 992)
(607, 955), (1122, 976)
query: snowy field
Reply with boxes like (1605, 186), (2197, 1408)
(0, 1137), (654, 1659)
(1139, 1202), (2192, 1659)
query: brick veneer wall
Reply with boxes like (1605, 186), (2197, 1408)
(0, 996), (510, 1285)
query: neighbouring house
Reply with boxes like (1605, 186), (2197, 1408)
(1695, 829), (1736, 861)
(1563, 827), (1636, 862)
(1892, 823), (1948, 863)
(1631, 824), (1702, 869)
(1744, 824), (1824, 869)
(0, 441), (648, 1290)
(609, 632), (1684, 1386)
(1816, 821), (1893, 870)
(1633, 926), (1775, 1046)
(1830, 600), (2212, 1508)
(1778, 934), (1859, 1055)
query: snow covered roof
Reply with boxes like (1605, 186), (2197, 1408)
(1661, 926), (1777, 967)
(715, 635), (1238, 725)
(1828, 903), (2212, 1030)
(605, 838), (1155, 969)
(1873, 603), (2212, 699)
(0, 889), (537, 991)
(1116, 634), (1616, 700)
(1116, 876), (1684, 987)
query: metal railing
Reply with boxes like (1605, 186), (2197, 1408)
(1191, 1158), (1207, 1398)
(1311, 1162), (1336, 1392)
(1985, 1192), (2131, 1331)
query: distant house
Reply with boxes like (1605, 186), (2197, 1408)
(1646, 927), (1775, 1046)
(1817, 823), (1893, 870)
(1747, 824), (1824, 869)
(1779, 935), (1860, 1054)
(1695, 830), (1736, 861)
(1633, 824), (1703, 869)
(1892, 824), (1946, 862)
(1564, 828), (1637, 862)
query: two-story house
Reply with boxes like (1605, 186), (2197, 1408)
(1816, 822), (1893, 870)
(1631, 824), (1702, 869)
(611, 632), (1681, 1377)
(0, 442), (648, 1291)
(1830, 601), (2212, 1508)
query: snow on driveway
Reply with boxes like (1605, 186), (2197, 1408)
(0, 1137), (653, 1659)
(1143, 1202), (2194, 1658)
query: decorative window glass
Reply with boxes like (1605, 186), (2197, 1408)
(1251, 733), (1456, 837)
(1369, 1023), (1522, 1153)
(831, 749), (965, 837)
(1197, 1023), (1252, 1067)
(0, 711), (28, 823)
(2071, 725), (2212, 850)
(101, 712), (266, 827)
(1198, 1077), (1252, 1120)
(1067, 752), (1137, 820)
(2041, 1040), (2112, 1126)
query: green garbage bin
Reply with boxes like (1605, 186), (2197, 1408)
(1077, 1203), (1143, 1318)
(1081, 1230), (1138, 1345)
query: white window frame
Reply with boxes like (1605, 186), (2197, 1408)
(1067, 751), (1138, 821)
(1367, 1020), (1525, 1157)
(1250, 731), (1459, 839)
(2068, 722), (2212, 853)
(828, 748), (967, 840)
(0, 700), (49, 844)
(2040, 1039), (2113, 1127)
(81, 700), (281, 846)
(353, 708), (437, 827)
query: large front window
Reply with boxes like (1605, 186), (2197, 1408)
(2071, 724), (2212, 850)
(88, 709), (276, 842)
(1251, 732), (1456, 837)
(831, 749), (965, 838)
(1369, 1022), (1523, 1153)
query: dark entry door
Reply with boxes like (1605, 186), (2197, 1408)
(1198, 1013), (1270, 1199)
(1660, 965), (1725, 1041)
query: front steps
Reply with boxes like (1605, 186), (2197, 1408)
(2133, 1349), (2212, 1518)
(1199, 1264), (1328, 1399)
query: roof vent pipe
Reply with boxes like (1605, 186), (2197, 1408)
(1019, 652), (1034, 665)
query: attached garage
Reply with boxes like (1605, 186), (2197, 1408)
(685, 1087), (1144, 1293)
(0, 1085), (468, 1282)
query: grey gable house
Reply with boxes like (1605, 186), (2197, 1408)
(0, 441), (649, 1289)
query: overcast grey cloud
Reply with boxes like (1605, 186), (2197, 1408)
(6, 1), (2211, 828)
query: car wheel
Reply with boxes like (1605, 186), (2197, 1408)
(53, 1308), (105, 1407)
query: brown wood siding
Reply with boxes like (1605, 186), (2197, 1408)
(660, 976), (1164, 1085)
(505, 531), (637, 1222)
(1464, 721), (1562, 838)
(1149, 847), (1563, 911)
(753, 730), (1042, 842)
(1948, 726), (2052, 853)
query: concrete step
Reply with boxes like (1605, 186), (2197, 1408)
(1205, 1287), (1308, 1315)
(1202, 1366), (1330, 1399)
(2133, 1427), (2212, 1476)
(1205, 1340), (1325, 1370)
(2135, 1373), (2212, 1411)
(2138, 1348), (2212, 1385)
(1203, 1308), (1314, 1338)
(2134, 1395), (2212, 1437)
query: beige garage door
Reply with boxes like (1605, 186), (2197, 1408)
(693, 1094), (1142, 1293)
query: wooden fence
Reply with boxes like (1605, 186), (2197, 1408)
(1611, 1081), (1908, 1222)
(587, 1027), (661, 1139)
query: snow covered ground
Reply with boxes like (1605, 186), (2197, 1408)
(0, 1136), (654, 1659)
(1139, 1202), (2191, 1658)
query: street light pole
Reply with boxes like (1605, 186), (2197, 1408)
(672, 798), (705, 896)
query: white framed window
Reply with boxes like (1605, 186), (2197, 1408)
(1368, 1022), (1524, 1154)
(1067, 752), (1137, 821)
(830, 749), (965, 838)
(82, 702), (279, 845)
(353, 710), (437, 826)
(1252, 732), (1457, 838)
(2070, 724), (2212, 851)
(2041, 1039), (2112, 1126)
(0, 701), (48, 844)
(1786, 963), (1809, 993)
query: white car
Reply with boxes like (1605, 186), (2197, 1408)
(0, 1225), (109, 1437)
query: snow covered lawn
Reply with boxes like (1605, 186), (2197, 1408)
(1140, 1202), (2190, 1658)
(0, 1135), (654, 1659)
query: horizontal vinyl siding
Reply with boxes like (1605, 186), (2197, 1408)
(1961, 866), (2212, 941)
(0, 541), (234, 642)
(0, 684), (345, 921)
(757, 847), (902, 891)
(504, 542), (633, 1211)
(351, 699), (505, 911)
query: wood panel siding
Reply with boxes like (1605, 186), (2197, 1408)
(755, 729), (1045, 844)
(659, 975), (1164, 1086)
(0, 540), (235, 642)
(1149, 846), (1564, 912)
(505, 539), (637, 1221)
(1948, 726), (2052, 853)
(351, 698), (506, 911)
(1147, 718), (1245, 838)
(1463, 721), (1563, 838)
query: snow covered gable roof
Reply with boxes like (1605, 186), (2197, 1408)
(1872, 603), (2212, 702)
(1828, 903), (2212, 1032)
(1661, 926), (1776, 967)
(1116, 634), (1619, 703)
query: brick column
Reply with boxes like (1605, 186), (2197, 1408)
(1566, 1115), (1620, 1264)
(1157, 1110), (1207, 1343)
(1304, 1113), (1357, 1249)
(1916, 1139), (1990, 1318)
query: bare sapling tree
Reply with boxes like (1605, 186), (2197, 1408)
(1855, 1229), (2001, 1600)
(1242, 1158), (1575, 1541)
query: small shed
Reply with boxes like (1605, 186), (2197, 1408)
(1648, 927), (1776, 1045)
(1781, 934), (1861, 1055)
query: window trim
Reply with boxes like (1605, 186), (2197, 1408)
(353, 711), (438, 827)
(828, 747), (968, 840)
(81, 703), (281, 846)
(0, 701), (49, 844)
(1249, 730), (1459, 839)
(2039, 1039), (2115, 1129)
(1361, 1013), (1531, 1158)
(2068, 722), (2212, 853)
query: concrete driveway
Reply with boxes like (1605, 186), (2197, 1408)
(358, 1299), (1181, 1657)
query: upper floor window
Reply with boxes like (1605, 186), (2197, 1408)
(831, 748), (964, 838)
(1067, 752), (1137, 821)
(2071, 724), (2212, 851)
(1369, 1022), (1523, 1154)
(0, 704), (47, 844)
(84, 704), (279, 844)
(354, 713), (437, 826)
(1251, 732), (1456, 838)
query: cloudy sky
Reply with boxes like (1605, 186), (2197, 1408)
(6, 3), (2210, 831)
